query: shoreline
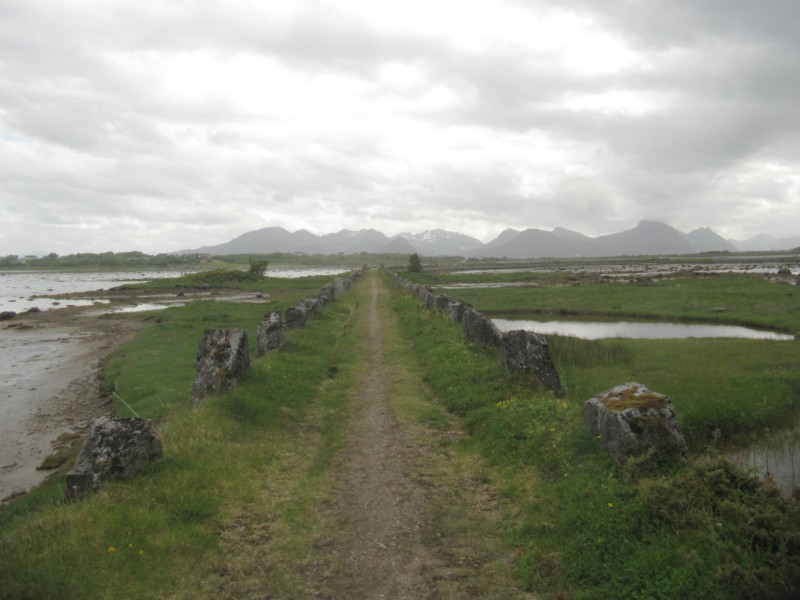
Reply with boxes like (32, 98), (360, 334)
(0, 308), (149, 503)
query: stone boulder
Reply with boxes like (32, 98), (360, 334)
(500, 330), (564, 396)
(411, 284), (431, 301)
(319, 284), (336, 305)
(433, 294), (451, 312)
(191, 328), (250, 404)
(0, 311), (16, 321)
(256, 311), (286, 356)
(301, 297), (321, 317)
(422, 290), (436, 310)
(446, 301), (469, 322)
(461, 307), (503, 347)
(583, 383), (687, 458)
(65, 416), (162, 500)
(285, 304), (308, 329)
(333, 278), (351, 295)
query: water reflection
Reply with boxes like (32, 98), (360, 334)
(728, 439), (799, 497)
(491, 318), (794, 340)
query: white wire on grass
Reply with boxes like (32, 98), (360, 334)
(113, 391), (142, 419)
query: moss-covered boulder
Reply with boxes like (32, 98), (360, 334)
(583, 382), (687, 458)
(66, 416), (162, 500)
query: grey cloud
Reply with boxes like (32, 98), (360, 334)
(1, 0), (799, 253)
(531, 0), (800, 50)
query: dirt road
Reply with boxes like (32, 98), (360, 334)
(307, 273), (525, 599)
(327, 276), (439, 597)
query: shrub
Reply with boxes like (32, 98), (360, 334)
(408, 253), (422, 273)
(248, 257), (269, 279)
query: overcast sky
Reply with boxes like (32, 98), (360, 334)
(2, 0), (799, 254)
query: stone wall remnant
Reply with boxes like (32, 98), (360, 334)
(319, 284), (336, 305)
(191, 328), (250, 404)
(284, 304), (308, 329)
(264, 269), (364, 342)
(433, 294), (451, 312)
(500, 329), (564, 396)
(446, 301), (469, 322)
(388, 269), (566, 397)
(65, 416), (162, 500)
(256, 311), (286, 356)
(301, 297), (321, 317)
(583, 382), (687, 458)
(461, 306), (503, 347)
(333, 278), (351, 295)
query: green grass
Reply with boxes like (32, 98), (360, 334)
(0, 280), (364, 599)
(384, 270), (800, 599)
(409, 270), (800, 334)
(367, 276), (525, 597)
(101, 273), (351, 419)
(403, 267), (800, 450)
(550, 335), (800, 449)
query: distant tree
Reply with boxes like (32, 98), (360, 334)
(248, 256), (269, 279)
(408, 253), (422, 273)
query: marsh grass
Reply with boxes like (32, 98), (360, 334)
(415, 270), (800, 334)
(407, 267), (800, 449)
(549, 335), (800, 449)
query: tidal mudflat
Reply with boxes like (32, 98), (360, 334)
(0, 308), (147, 502)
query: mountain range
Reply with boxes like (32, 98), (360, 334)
(185, 221), (800, 258)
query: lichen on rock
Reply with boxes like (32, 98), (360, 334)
(65, 416), (162, 500)
(191, 328), (250, 404)
(583, 382), (687, 458)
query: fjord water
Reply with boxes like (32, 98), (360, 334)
(0, 267), (351, 313)
(491, 317), (794, 341)
(0, 270), (187, 313)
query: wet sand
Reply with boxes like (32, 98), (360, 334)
(0, 309), (148, 503)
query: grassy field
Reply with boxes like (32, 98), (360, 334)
(2, 266), (799, 599)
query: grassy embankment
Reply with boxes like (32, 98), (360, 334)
(0, 268), (527, 598)
(390, 268), (800, 598)
(0, 269), (366, 598)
